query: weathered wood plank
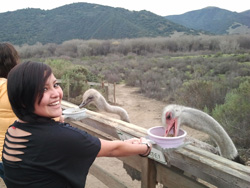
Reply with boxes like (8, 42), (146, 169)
(164, 145), (250, 188)
(155, 163), (209, 188)
(69, 120), (116, 141)
(118, 155), (142, 172)
(89, 163), (128, 188)
(61, 100), (78, 108)
(81, 109), (146, 139)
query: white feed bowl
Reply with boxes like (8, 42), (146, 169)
(62, 107), (87, 120)
(147, 126), (187, 148)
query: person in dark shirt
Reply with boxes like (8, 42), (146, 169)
(2, 61), (152, 188)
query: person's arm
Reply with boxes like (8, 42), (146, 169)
(97, 137), (152, 157)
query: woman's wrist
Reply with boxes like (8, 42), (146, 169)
(139, 142), (152, 157)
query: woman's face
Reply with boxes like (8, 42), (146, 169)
(34, 73), (63, 118)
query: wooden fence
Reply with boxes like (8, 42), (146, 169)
(61, 101), (250, 188)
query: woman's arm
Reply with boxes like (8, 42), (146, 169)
(97, 138), (152, 157)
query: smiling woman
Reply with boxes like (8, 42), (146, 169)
(34, 74), (63, 118)
(3, 61), (152, 188)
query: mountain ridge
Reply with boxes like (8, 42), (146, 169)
(1, 3), (249, 45)
(0, 2), (202, 45)
(165, 7), (250, 34)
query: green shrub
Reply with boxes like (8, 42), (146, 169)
(212, 80), (250, 149)
(45, 59), (72, 78)
(175, 80), (227, 112)
(61, 66), (90, 100)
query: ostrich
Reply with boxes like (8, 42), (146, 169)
(162, 104), (245, 164)
(79, 88), (141, 180)
(79, 89), (130, 122)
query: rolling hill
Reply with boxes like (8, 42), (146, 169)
(165, 7), (250, 35)
(0, 2), (201, 45)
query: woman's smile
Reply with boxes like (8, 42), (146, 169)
(34, 73), (63, 118)
(48, 101), (60, 106)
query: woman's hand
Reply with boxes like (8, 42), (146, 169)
(124, 138), (141, 144)
(138, 137), (152, 157)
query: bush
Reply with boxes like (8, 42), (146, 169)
(175, 80), (227, 112)
(61, 66), (90, 100)
(45, 59), (72, 78)
(212, 80), (250, 150)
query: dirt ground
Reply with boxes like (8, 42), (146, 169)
(0, 84), (208, 187)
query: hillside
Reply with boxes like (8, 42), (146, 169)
(166, 7), (250, 35)
(241, 10), (250, 17)
(0, 2), (201, 45)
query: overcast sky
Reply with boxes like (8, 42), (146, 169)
(0, 0), (248, 16)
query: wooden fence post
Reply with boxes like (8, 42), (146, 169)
(67, 78), (70, 101)
(113, 82), (116, 104)
(141, 158), (156, 188)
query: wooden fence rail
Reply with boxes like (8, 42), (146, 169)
(62, 101), (250, 188)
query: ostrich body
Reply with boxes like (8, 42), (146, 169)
(162, 104), (243, 163)
(79, 89), (130, 122)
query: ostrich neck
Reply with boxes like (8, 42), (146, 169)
(95, 95), (130, 122)
(180, 108), (238, 159)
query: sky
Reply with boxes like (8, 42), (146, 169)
(0, 0), (248, 16)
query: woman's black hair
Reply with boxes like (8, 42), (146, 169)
(7, 61), (54, 123)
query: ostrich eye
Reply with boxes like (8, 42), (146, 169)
(88, 96), (94, 100)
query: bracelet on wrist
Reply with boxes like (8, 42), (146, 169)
(139, 142), (151, 157)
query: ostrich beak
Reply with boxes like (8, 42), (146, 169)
(165, 117), (178, 137)
(79, 97), (93, 108)
(79, 101), (88, 108)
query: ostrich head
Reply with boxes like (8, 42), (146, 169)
(79, 89), (101, 108)
(79, 88), (130, 123)
(162, 104), (183, 137)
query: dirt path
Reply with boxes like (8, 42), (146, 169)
(108, 84), (165, 129)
